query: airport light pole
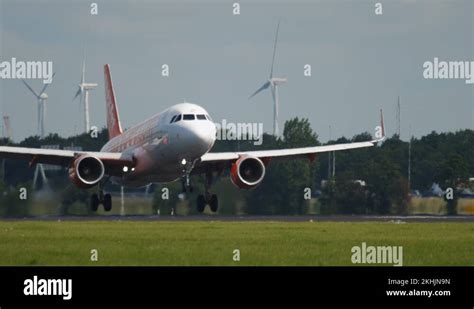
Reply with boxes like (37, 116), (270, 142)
(121, 186), (125, 216)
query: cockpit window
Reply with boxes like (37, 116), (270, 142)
(183, 114), (195, 120)
(175, 114), (182, 122)
(170, 115), (177, 123)
(206, 114), (212, 121)
(196, 114), (207, 120)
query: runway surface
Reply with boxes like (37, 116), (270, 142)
(2, 215), (474, 222)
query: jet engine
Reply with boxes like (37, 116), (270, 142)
(69, 155), (105, 188)
(230, 156), (266, 189)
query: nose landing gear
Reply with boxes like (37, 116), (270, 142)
(181, 158), (195, 193)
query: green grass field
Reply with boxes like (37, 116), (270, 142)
(0, 220), (473, 266)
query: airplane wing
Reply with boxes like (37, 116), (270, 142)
(200, 138), (380, 162)
(194, 110), (385, 174)
(0, 146), (134, 176)
(194, 138), (382, 175)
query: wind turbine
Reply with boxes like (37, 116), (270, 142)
(73, 59), (98, 133)
(21, 74), (55, 138)
(249, 19), (287, 136)
(21, 77), (55, 191)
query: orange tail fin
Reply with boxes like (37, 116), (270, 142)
(104, 64), (123, 140)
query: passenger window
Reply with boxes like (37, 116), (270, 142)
(183, 114), (195, 120)
(196, 114), (206, 120)
(170, 115), (177, 123)
(175, 114), (182, 122)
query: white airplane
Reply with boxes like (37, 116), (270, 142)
(0, 64), (386, 213)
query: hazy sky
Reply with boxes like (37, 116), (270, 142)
(0, 0), (473, 142)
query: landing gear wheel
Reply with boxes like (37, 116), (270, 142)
(103, 193), (112, 212)
(196, 195), (206, 213)
(209, 194), (218, 212)
(90, 193), (99, 212)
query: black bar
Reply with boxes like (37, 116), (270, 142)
(0, 267), (472, 306)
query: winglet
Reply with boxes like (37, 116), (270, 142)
(374, 108), (386, 143)
(380, 108), (385, 139)
(104, 64), (123, 140)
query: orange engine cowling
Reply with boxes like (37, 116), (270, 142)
(68, 155), (105, 188)
(230, 156), (266, 189)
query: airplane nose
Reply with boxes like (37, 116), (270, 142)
(184, 123), (216, 154)
(196, 123), (216, 150)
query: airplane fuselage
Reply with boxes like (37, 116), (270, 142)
(101, 103), (216, 187)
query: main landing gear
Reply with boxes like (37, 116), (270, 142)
(90, 182), (112, 212)
(196, 193), (218, 213)
(195, 170), (218, 213)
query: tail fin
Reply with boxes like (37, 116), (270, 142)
(104, 64), (123, 140)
